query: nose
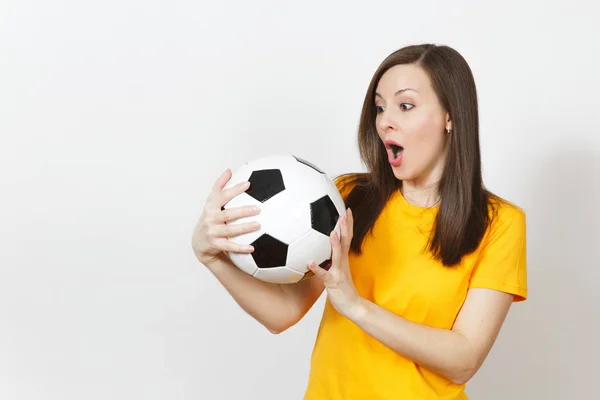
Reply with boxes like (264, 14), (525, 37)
(377, 109), (396, 134)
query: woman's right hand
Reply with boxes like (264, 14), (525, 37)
(192, 169), (262, 266)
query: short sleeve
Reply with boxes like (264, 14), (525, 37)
(469, 207), (528, 302)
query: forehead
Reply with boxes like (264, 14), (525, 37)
(375, 64), (431, 97)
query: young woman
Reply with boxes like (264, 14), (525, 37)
(192, 43), (527, 399)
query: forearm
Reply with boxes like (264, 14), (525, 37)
(204, 255), (296, 333)
(349, 299), (478, 384)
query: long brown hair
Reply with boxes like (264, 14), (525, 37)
(338, 43), (499, 267)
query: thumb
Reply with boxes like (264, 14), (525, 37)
(307, 261), (328, 280)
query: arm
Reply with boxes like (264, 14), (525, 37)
(204, 254), (325, 334)
(348, 287), (514, 384)
(310, 203), (526, 385)
(195, 168), (325, 334)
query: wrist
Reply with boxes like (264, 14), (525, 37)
(345, 295), (369, 323)
(195, 252), (212, 266)
(196, 251), (225, 269)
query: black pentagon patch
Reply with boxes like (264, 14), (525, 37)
(293, 155), (324, 174)
(310, 195), (340, 236)
(251, 233), (288, 269)
(247, 169), (285, 203)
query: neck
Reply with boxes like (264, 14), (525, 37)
(400, 152), (447, 208)
(401, 179), (441, 208)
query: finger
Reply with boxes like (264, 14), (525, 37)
(212, 238), (255, 253)
(307, 260), (328, 279)
(330, 229), (342, 267)
(217, 205), (261, 223)
(211, 221), (260, 238)
(340, 214), (350, 250)
(211, 168), (232, 193)
(219, 180), (251, 206)
(347, 207), (354, 241)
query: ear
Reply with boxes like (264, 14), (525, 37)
(445, 112), (453, 133)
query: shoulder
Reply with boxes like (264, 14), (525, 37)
(489, 194), (526, 223)
(484, 194), (527, 245)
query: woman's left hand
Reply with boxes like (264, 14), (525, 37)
(308, 208), (365, 320)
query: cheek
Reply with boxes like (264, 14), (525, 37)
(408, 117), (444, 150)
(404, 118), (446, 164)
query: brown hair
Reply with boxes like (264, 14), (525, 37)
(338, 43), (499, 267)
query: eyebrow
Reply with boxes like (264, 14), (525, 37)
(375, 88), (419, 98)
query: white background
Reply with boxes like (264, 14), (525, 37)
(1, 0), (599, 399)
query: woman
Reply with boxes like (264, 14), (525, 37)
(192, 43), (527, 399)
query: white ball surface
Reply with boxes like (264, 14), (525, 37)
(222, 153), (346, 284)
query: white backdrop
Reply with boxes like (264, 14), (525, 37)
(1, 1), (599, 399)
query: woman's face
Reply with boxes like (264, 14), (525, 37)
(374, 64), (452, 186)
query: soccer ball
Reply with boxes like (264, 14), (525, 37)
(222, 153), (346, 284)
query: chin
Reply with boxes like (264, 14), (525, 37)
(390, 166), (412, 181)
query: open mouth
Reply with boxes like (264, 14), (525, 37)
(389, 144), (403, 158)
(384, 140), (404, 166)
(384, 140), (404, 157)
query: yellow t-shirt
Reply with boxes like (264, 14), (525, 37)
(303, 180), (527, 400)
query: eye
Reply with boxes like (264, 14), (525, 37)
(400, 103), (414, 111)
(375, 105), (385, 114)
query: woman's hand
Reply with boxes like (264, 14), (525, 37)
(307, 208), (365, 320)
(192, 169), (262, 266)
